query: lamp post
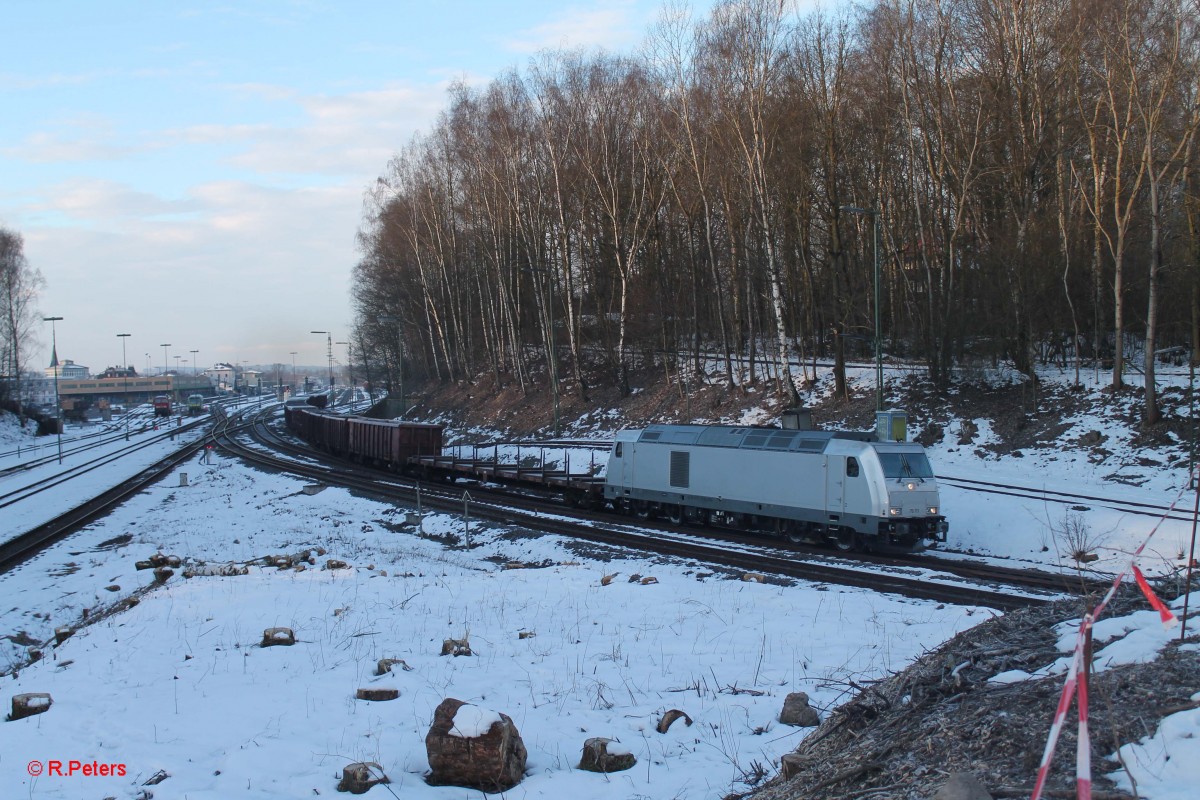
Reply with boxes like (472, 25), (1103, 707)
(290, 352), (297, 397)
(44, 316), (64, 463)
(117, 333), (131, 440)
(336, 340), (353, 405)
(190, 349), (199, 377)
(311, 331), (333, 406)
(160, 344), (172, 411)
(840, 206), (883, 411)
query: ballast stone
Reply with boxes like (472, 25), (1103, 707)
(425, 697), (527, 791)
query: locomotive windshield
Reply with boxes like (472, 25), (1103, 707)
(877, 452), (934, 480)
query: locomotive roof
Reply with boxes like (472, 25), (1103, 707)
(634, 424), (874, 453)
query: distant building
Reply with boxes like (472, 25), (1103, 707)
(206, 363), (236, 392)
(45, 356), (89, 380)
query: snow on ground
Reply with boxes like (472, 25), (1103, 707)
(1, 450), (987, 799)
(0, 411), (38, 447)
(0, 420), (207, 538)
(0, 360), (1197, 799)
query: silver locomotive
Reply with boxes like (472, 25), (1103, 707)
(603, 411), (948, 553)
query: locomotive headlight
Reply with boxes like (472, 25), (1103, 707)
(906, 482), (917, 491)
(889, 506), (902, 516)
(928, 506), (938, 515)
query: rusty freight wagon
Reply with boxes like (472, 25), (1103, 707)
(347, 418), (443, 469)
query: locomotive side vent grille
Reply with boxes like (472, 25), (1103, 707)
(669, 451), (690, 488)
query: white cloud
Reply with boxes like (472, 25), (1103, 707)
(42, 179), (197, 221)
(505, 0), (647, 53)
(4, 119), (141, 163)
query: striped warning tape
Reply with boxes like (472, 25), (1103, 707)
(1028, 482), (1187, 800)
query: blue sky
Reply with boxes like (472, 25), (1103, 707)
(1, 0), (685, 376)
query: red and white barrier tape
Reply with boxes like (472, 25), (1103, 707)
(1028, 482), (1188, 800)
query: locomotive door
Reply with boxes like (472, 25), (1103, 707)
(824, 455), (845, 517)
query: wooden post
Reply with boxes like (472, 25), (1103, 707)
(462, 490), (472, 548)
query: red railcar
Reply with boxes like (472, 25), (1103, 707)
(312, 413), (350, 455)
(348, 418), (443, 469)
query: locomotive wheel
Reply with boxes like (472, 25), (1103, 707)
(775, 519), (805, 543)
(634, 502), (654, 520)
(834, 528), (860, 552)
(665, 504), (684, 525)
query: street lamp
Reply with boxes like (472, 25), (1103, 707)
(190, 349), (199, 377)
(290, 352), (297, 397)
(117, 333), (131, 440)
(840, 206), (883, 412)
(43, 316), (64, 463)
(160, 344), (172, 411)
(311, 331), (333, 406)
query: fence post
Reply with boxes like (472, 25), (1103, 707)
(462, 490), (472, 548)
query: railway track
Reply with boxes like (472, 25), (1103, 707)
(937, 473), (1196, 523)
(0, 409), (163, 477)
(220, 407), (1087, 612)
(0, 418), (208, 510)
(0, 437), (207, 573)
(0, 398), (266, 574)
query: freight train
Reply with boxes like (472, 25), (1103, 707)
(283, 406), (948, 553)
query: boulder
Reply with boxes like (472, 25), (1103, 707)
(337, 762), (388, 794)
(779, 692), (820, 727)
(578, 737), (636, 773)
(425, 698), (527, 791)
(932, 771), (994, 800)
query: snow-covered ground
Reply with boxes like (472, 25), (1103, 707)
(0, 364), (1196, 799)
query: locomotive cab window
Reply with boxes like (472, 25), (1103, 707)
(878, 452), (934, 480)
(613, 442), (623, 457)
(846, 457), (859, 478)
